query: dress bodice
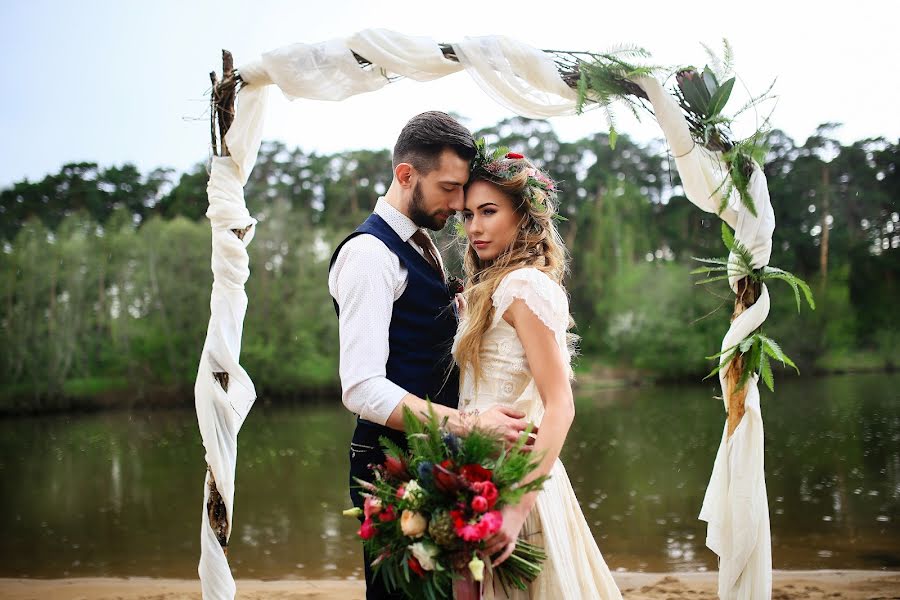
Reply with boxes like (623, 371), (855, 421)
(454, 267), (572, 426)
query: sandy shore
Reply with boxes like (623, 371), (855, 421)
(0, 571), (897, 599)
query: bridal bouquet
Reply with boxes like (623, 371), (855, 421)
(343, 405), (548, 599)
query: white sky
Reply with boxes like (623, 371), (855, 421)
(2, 0), (898, 187)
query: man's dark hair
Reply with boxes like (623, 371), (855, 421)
(392, 111), (476, 174)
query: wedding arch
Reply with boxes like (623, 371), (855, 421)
(196, 29), (809, 600)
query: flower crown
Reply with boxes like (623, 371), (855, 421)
(470, 138), (559, 211)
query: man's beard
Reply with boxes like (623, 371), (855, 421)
(408, 181), (449, 231)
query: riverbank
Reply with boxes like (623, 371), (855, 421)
(1, 571), (897, 599)
(2, 352), (894, 416)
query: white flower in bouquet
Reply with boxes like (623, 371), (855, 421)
(402, 479), (425, 508)
(409, 541), (440, 571)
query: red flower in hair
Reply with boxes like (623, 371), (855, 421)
(505, 152), (524, 159)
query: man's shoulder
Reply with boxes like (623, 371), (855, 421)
(338, 231), (393, 257)
(330, 233), (398, 280)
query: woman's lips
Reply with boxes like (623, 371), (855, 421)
(473, 241), (489, 249)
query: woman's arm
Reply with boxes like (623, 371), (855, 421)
(483, 297), (575, 565)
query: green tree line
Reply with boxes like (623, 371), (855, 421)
(1, 118), (896, 412)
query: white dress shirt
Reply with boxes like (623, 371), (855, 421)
(328, 198), (445, 425)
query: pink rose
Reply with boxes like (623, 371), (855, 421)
(480, 511), (503, 536)
(363, 496), (382, 519)
(459, 523), (486, 542)
(471, 496), (488, 513)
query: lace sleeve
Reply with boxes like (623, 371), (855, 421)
(491, 268), (569, 337)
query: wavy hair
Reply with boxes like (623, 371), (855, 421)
(453, 156), (576, 385)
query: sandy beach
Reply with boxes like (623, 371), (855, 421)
(1, 571), (897, 599)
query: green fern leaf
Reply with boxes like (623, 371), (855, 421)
(692, 256), (731, 266)
(759, 351), (774, 391)
(739, 335), (756, 353)
(691, 265), (729, 275)
(721, 222), (735, 251)
(797, 278), (816, 310)
(694, 274), (733, 285)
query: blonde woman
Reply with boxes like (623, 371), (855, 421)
(453, 148), (622, 599)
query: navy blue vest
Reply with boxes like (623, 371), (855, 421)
(329, 213), (460, 450)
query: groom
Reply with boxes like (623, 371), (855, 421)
(328, 111), (532, 599)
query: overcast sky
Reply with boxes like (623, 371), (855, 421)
(2, 0), (897, 187)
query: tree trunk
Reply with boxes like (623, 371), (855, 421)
(819, 165), (830, 290)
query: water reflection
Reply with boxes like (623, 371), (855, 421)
(0, 374), (897, 578)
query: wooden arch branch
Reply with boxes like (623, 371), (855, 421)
(205, 49), (248, 553)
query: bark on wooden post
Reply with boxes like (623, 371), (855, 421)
(211, 49), (252, 244)
(726, 276), (761, 437)
(206, 48), (240, 553)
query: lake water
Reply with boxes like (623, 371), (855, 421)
(0, 374), (897, 579)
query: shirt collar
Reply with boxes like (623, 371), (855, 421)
(374, 197), (420, 243)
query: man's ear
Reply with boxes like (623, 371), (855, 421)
(395, 163), (414, 188)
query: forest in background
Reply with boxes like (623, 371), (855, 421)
(1, 117), (896, 412)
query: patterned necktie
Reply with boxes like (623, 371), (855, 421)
(411, 229), (443, 277)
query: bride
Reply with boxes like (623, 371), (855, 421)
(452, 148), (622, 599)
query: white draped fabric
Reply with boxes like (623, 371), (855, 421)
(635, 76), (774, 599)
(196, 28), (774, 599)
(195, 156), (257, 599)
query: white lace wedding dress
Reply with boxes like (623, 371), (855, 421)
(454, 267), (622, 600)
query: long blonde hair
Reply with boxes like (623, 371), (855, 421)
(453, 156), (576, 384)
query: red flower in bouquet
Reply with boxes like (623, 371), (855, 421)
(473, 480), (499, 509)
(358, 517), (376, 540)
(505, 152), (525, 159)
(342, 404), (549, 598)
(433, 460), (463, 494)
(460, 463), (492, 484)
(378, 504), (397, 522)
(384, 455), (409, 480)
(408, 555), (426, 578)
(452, 507), (504, 542)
